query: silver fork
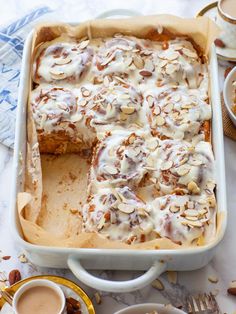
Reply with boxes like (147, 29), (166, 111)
(186, 293), (221, 314)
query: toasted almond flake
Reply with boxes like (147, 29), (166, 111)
(104, 165), (118, 175)
(71, 113), (83, 122)
(150, 177), (157, 184)
(103, 76), (110, 87)
(120, 112), (128, 121)
(208, 196), (216, 207)
(144, 59), (154, 72)
(187, 220), (202, 228)
(121, 106), (135, 115)
(190, 158), (203, 166)
(97, 216), (106, 230)
(167, 271), (177, 284)
(55, 57), (72, 65)
(147, 139), (159, 150)
(70, 208), (78, 214)
(139, 70), (152, 77)
(156, 115), (165, 126)
(125, 57), (133, 67)
(161, 160), (173, 171)
(187, 181), (200, 194)
(152, 279), (164, 290)
(82, 89), (91, 97)
(163, 103), (173, 113)
(80, 100), (87, 107)
(133, 55), (144, 69)
(153, 106), (161, 116)
(159, 60), (168, 68)
(94, 292), (102, 304)
(166, 52), (179, 61)
(128, 134), (136, 144)
(50, 69), (67, 80)
(176, 165), (190, 176)
(79, 39), (90, 49)
(208, 276), (219, 284)
(165, 64), (178, 75)
(18, 254), (28, 263)
(185, 216), (198, 221)
(147, 95), (154, 108)
(169, 205), (180, 213)
(118, 203), (135, 214)
(126, 149), (138, 159)
(181, 103), (193, 109)
(182, 48), (197, 58)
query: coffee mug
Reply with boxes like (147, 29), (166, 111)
(12, 279), (66, 314)
(216, 0), (236, 49)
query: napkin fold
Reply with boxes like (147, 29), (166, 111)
(0, 6), (52, 148)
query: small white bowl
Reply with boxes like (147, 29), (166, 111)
(12, 279), (66, 314)
(223, 66), (236, 126)
(113, 303), (186, 314)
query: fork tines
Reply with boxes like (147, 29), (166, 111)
(186, 293), (220, 313)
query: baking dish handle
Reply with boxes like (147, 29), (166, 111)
(95, 9), (142, 20)
(67, 256), (166, 292)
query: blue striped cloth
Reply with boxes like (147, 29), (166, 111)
(0, 6), (52, 148)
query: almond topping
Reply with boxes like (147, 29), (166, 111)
(49, 69), (67, 80)
(128, 134), (136, 144)
(176, 165), (190, 176)
(165, 64), (178, 75)
(166, 52), (179, 61)
(169, 205), (180, 213)
(121, 106), (135, 115)
(55, 57), (72, 65)
(147, 95), (154, 108)
(153, 106), (161, 116)
(147, 139), (159, 150)
(79, 39), (90, 49)
(71, 113), (83, 122)
(118, 203), (135, 214)
(82, 89), (91, 97)
(163, 103), (173, 113)
(152, 279), (164, 290)
(159, 60), (168, 68)
(156, 115), (165, 126)
(182, 48), (197, 58)
(144, 59), (154, 72)
(133, 55), (144, 69)
(161, 160), (173, 171)
(80, 100), (87, 107)
(187, 181), (200, 194)
(103, 76), (110, 87)
(167, 271), (177, 284)
(208, 276), (219, 284)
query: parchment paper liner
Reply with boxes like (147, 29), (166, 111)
(18, 15), (222, 249)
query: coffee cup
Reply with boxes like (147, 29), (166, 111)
(216, 0), (236, 49)
(12, 279), (66, 314)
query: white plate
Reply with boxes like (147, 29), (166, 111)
(113, 303), (186, 314)
(196, 1), (236, 61)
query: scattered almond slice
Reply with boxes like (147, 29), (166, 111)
(167, 271), (177, 284)
(187, 181), (200, 194)
(153, 106), (161, 116)
(176, 165), (190, 176)
(118, 203), (135, 214)
(156, 115), (165, 126)
(50, 69), (67, 80)
(18, 254), (28, 263)
(169, 205), (180, 213)
(121, 106), (135, 115)
(182, 48), (197, 58)
(147, 95), (154, 108)
(159, 60), (168, 68)
(94, 292), (102, 304)
(152, 279), (164, 290)
(161, 160), (173, 171)
(163, 103), (173, 113)
(103, 76), (110, 87)
(55, 57), (72, 65)
(184, 209), (198, 217)
(133, 55), (144, 69)
(166, 52), (179, 61)
(79, 39), (90, 49)
(71, 113), (83, 122)
(80, 100), (87, 107)
(208, 276), (219, 284)
(165, 64), (178, 75)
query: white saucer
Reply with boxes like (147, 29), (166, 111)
(113, 303), (186, 314)
(196, 1), (236, 61)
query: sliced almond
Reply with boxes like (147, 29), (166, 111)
(79, 39), (90, 49)
(208, 196), (216, 207)
(94, 292), (102, 304)
(167, 271), (177, 284)
(165, 64), (178, 75)
(166, 52), (179, 61)
(161, 160), (173, 171)
(156, 115), (165, 126)
(133, 55), (144, 69)
(125, 57), (133, 67)
(118, 203), (135, 214)
(182, 48), (197, 58)
(50, 69), (67, 80)
(169, 205), (180, 213)
(80, 99), (87, 107)
(120, 112), (128, 121)
(121, 106), (135, 115)
(153, 106), (161, 116)
(152, 279), (164, 290)
(103, 76), (110, 87)
(187, 181), (200, 194)
(181, 103), (193, 109)
(185, 216), (198, 221)
(139, 70), (152, 77)
(128, 134), (136, 144)
(97, 216), (106, 230)
(198, 209), (208, 216)
(176, 165), (190, 176)
(147, 139), (159, 150)
(147, 95), (154, 108)
(187, 220), (202, 228)
(163, 103), (173, 113)
(144, 59), (154, 72)
(159, 60), (168, 68)
(71, 113), (83, 122)
(208, 276), (219, 284)
(55, 57), (72, 65)
(104, 165), (118, 175)
(82, 89), (91, 97)
(190, 158), (203, 166)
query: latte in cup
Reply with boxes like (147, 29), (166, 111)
(216, 0), (236, 49)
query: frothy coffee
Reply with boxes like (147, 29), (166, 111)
(220, 0), (236, 19)
(17, 286), (62, 314)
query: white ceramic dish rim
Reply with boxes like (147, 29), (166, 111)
(10, 11), (227, 293)
(113, 303), (186, 314)
(223, 66), (236, 125)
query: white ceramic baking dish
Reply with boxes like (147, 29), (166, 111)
(10, 15), (227, 293)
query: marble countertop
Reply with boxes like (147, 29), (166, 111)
(0, 0), (236, 313)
